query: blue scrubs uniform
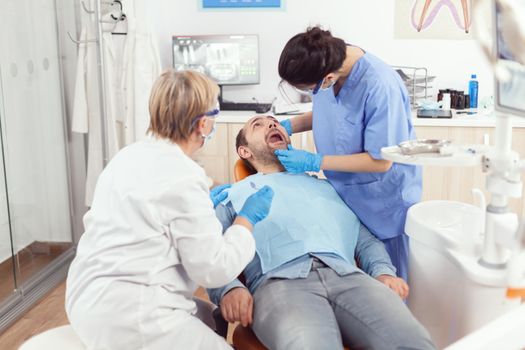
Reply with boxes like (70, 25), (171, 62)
(312, 52), (422, 281)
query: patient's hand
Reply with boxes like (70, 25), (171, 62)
(376, 275), (409, 299)
(220, 287), (253, 327)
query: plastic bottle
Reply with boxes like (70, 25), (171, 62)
(469, 74), (478, 108)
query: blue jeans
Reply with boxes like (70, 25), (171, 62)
(251, 260), (434, 350)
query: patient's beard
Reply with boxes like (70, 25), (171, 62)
(250, 143), (285, 172)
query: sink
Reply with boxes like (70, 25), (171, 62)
(406, 200), (483, 251)
(405, 200), (518, 348)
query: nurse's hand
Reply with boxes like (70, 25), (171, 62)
(210, 184), (231, 208)
(238, 186), (274, 226)
(274, 145), (323, 173)
(220, 287), (253, 327)
(280, 119), (293, 135)
(376, 274), (409, 299)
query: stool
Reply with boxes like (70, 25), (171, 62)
(19, 325), (86, 350)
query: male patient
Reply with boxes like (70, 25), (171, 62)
(208, 116), (435, 350)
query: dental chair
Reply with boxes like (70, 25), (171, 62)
(228, 159), (350, 350)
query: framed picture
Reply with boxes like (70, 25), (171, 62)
(202, 0), (281, 9)
(395, 0), (472, 40)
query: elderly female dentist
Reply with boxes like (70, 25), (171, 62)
(66, 70), (274, 350)
(276, 27), (421, 281)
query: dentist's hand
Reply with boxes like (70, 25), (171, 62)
(210, 184), (231, 208)
(376, 274), (409, 299)
(238, 185), (274, 226)
(220, 287), (253, 327)
(280, 119), (293, 136)
(274, 145), (323, 173)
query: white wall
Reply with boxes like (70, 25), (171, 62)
(146, 0), (494, 104)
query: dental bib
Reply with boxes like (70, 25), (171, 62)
(224, 172), (359, 273)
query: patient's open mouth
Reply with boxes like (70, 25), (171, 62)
(266, 130), (286, 147)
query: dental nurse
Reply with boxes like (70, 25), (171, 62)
(66, 70), (273, 350)
(276, 27), (421, 281)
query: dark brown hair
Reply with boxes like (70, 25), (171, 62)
(278, 26), (347, 85)
(235, 127), (257, 174)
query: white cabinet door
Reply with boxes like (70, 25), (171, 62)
(446, 127), (492, 206)
(302, 131), (317, 153)
(192, 124), (229, 157)
(511, 128), (525, 217)
(193, 155), (230, 185)
(415, 126), (451, 202)
(192, 124), (229, 184)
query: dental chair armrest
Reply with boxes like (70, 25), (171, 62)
(213, 307), (229, 338)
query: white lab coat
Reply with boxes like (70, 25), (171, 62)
(120, 0), (162, 145)
(72, 0), (161, 206)
(71, 17), (112, 207)
(66, 137), (255, 350)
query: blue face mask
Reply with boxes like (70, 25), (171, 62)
(192, 104), (220, 146)
(312, 76), (337, 94)
(318, 77), (337, 93)
(202, 124), (216, 145)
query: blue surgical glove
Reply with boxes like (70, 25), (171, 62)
(274, 145), (323, 173)
(238, 185), (274, 226)
(210, 184), (231, 208)
(280, 119), (293, 136)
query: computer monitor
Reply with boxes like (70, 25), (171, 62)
(172, 34), (260, 86)
(493, 0), (525, 118)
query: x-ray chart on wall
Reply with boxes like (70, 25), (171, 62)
(395, 0), (473, 39)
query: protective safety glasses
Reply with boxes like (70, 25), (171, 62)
(202, 108), (220, 118)
(288, 79), (320, 95)
(190, 105), (220, 129)
(290, 76), (336, 96)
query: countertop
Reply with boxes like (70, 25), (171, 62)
(216, 108), (525, 128)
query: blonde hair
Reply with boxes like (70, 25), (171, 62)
(148, 69), (219, 142)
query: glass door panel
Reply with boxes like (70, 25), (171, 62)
(0, 66), (17, 302)
(0, 0), (73, 286)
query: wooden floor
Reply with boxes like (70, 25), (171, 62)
(0, 242), (72, 301)
(0, 281), (235, 350)
(0, 281), (69, 350)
